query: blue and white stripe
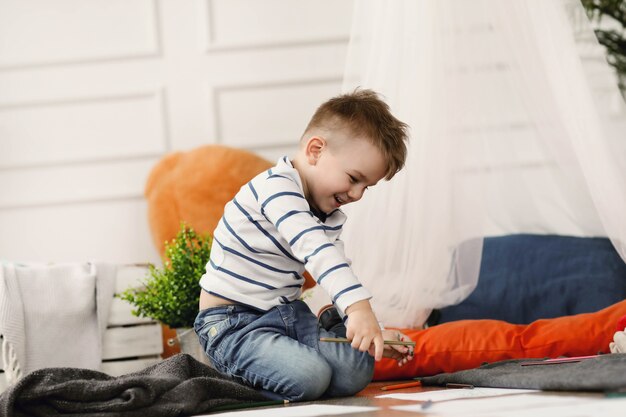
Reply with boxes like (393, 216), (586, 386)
(199, 157), (371, 313)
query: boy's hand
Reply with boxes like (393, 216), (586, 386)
(345, 300), (384, 361)
(377, 329), (415, 367)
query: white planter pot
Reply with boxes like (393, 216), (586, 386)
(169, 328), (213, 367)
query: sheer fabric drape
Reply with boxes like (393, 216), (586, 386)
(341, 0), (626, 328)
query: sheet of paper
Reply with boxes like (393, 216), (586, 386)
(378, 387), (538, 401)
(454, 397), (626, 417)
(498, 398), (626, 417)
(201, 404), (378, 417)
(391, 393), (604, 416)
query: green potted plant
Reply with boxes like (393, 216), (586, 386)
(581, 0), (626, 96)
(119, 223), (211, 359)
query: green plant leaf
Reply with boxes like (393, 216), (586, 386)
(118, 222), (212, 328)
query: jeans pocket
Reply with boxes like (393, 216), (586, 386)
(203, 316), (237, 375)
(198, 313), (229, 339)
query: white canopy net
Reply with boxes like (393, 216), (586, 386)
(341, 0), (626, 328)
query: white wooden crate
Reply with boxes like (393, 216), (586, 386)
(0, 264), (164, 389)
(103, 323), (163, 360)
(102, 264), (164, 376)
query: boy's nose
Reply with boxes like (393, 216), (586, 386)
(348, 187), (364, 202)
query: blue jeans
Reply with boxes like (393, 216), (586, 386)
(194, 300), (374, 401)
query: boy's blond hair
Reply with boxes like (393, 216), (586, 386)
(302, 88), (409, 180)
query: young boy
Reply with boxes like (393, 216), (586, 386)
(194, 89), (412, 401)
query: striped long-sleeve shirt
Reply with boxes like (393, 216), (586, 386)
(199, 156), (372, 314)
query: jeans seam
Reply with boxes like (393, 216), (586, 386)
(234, 363), (297, 396)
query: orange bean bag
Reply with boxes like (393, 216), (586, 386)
(145, 145), (317, 289)
(373, 299), (626, 380)
(145, 145), (273, 255)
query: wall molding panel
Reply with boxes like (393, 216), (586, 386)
(0, 158), (157, 209)
(0, 92), (167, 169)
(212, 77), (342, 148)
(0, 0), (162, 71)
(203, 0), (352, 52)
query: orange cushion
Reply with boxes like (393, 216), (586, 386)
(374, 299), (626, 380)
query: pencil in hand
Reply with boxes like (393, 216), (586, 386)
(319, 337), (416, 347)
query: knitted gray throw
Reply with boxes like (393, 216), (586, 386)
(420, 353), (626, 392)
(0, 354), (266, 417)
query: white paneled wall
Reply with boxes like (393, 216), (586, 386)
(0, 0), (353, 264)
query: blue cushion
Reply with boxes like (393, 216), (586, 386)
(435, 234), (626, 325)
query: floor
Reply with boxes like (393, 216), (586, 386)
(218, 380), (622, 417)
(313, 381), (449, 416)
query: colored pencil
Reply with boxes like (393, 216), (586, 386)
(521, 355), (600, 366)
(445, 383), (474, 389)
(380, 381), (422, 391)
(319, 337), (416, 347)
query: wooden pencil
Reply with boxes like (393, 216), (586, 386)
(380, 381), (422, 391)
(319, 337), (415, 347)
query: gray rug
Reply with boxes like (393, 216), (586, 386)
(420, 353), (626, 392)
(0, 353), (266, 417)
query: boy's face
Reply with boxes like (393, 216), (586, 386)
(304, 134), (387, 215)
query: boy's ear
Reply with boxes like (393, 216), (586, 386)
(305, 136), (326, 165)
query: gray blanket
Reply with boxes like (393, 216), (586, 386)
(420, 353), (626, 392)
(0, 354), (266, 417)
